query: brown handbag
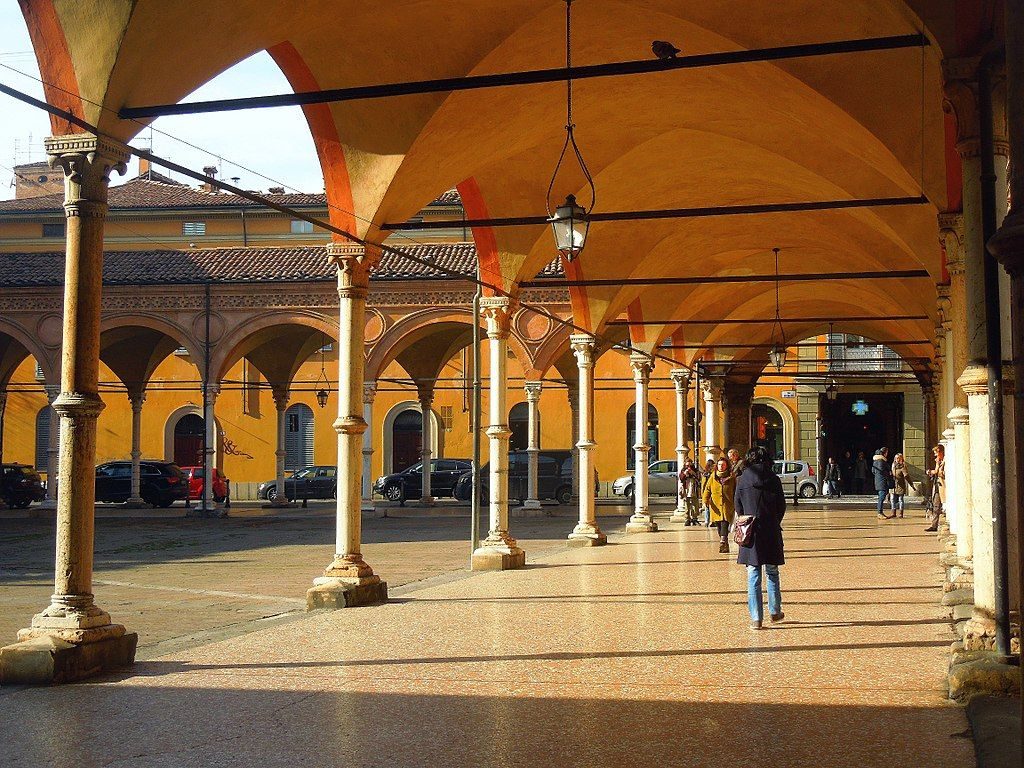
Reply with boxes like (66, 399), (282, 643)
(732, 515), (755, 546)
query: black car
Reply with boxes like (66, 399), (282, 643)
(373, 458), (473, 503)
(453, 449), (576, 505)
(1, 464), (46, 508)
(258, 465), (337, 502)
(95, 460), (189, 507)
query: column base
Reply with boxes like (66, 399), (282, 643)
(123, 497), (151, 509)
(625, 514), (659, 534)
(567, 523), (607, 547)
(262, 499), (293, 509)
(306, 576), (388, 610)
(521, 499), (542, 510)
(361, 499), (375, 513)
(669, 508), (689, 523)
(471, 544), (527, 570)
(0, 627), (137, 684)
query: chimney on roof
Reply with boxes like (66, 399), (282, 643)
(268, 186), (285, 194)
(13, 161), (63, 199)
(201, 165), (219, 193)
(138, 158), (151, 179)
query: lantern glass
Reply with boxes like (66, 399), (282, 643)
(768, 346), (786, 371)
(549, 194), (588, 258)
(315, 388), (329, 409)
(826, 379), (839, 401)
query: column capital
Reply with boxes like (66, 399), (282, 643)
(670, 368), (690, 391)
(126, 388), (146, 409)
(43, 384), (61, 404)
(570, 334), (596, 368)
(524, 380), (543, 401)
(701, 377), (724, 402)
(45, 134), (129, 211)
(416, 384), (435, 409)
(629, 351), (654, 381)
(479, 296), (514, 340)
(271, 386), (290, 411)
(52, 391), (105, 420)
(362, 381), (378, 405)
(941, 58), (1010, 158)
(328, 242), (380, 298)
(956, 364), (988, 396)
(939, 212), (966, 274)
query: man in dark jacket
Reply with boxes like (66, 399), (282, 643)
(871, 447), (894, 520)
(735, 446), (786, 630)
(824, 458), (842, 498)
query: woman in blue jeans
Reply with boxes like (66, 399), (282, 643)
(734, 446), (786, 630)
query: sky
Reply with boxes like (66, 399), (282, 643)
(0, 3), (323, 200)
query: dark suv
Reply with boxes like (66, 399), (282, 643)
(453, 449), (576, 505)
(1, 464), (46, 508)
(95, 461), (189, 507)
(373, 458), (473, 503)
(258, 465), (337, 502)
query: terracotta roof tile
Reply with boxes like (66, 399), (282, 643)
(0, 244), (562, 286)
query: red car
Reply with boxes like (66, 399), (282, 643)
(181, 466), (229, 502)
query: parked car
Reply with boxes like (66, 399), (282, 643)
(373, 458), (473, 503)
(611, 460), (679, 502)
(258, 465), (337, 502)
(773, 459), (818, 498)
(452, 449), (580, 505)
(181, 466), (229, 503)
(1, 463), (46, 508)
(94, 460), (189, 507)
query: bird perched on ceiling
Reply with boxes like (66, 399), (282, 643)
(652, 40), (681, 60)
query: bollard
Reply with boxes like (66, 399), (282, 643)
(224, 479), (231, 510)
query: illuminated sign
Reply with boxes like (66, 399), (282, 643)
(851, 400), (869, 416)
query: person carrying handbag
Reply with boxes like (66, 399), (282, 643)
(734, 446), (786, 630)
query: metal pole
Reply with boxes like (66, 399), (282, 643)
(470, 278), (482, 560)
(978, 55), (1011, 657)
(201, 280), (211, 517)
(693, 363), (701, 459)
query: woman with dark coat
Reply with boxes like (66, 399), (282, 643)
(734, 446), (786, 630)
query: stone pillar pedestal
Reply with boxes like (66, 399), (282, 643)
(670, 369), (691, 523)
(361, 382), (376, 512)
(125, 388), (148, 507)
(472, 297), (525, 569)
(567, 335), (606, 547)
(308, 244), (387, 609)
(0, 134), (137, 684)
(626, 352), (657, 534)
(522, 381), (542, 510)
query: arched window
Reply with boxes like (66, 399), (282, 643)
(508, 402), (532, 451)
(626, 403), (659, 470)
(392, 408), (422, 472)
(34, 407), (50, 471)
(285, 403), (315, 470)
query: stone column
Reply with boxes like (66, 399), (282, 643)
(471, 296), (526, 569)
(567, 334), (606, 546)
(417, 386), (435, 504)
(941, 426), (958, 537)
(126, 388), (146, 507)
(39, 384), (60, 509)
(959, 366), (1000, 647)
(949, 406), (974, 566)
(936, 285), (954, 427)
(940, 214), (969, 409)
(566, 382), (580, 502)
(361, 382), (376, 511)
(201, 384), (221, 515)
(670, 369), (691, 523)
(307, 243), (387, 609)
(523, 381), (542, 510)
(923, 384), (939, 460)
(269, 386), (290, 507)
(701, 377), (724, 462)
(0, 134), (136, 684)
(626, 352), (658, 534)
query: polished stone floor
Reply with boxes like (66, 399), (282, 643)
(0, 504), (972, 767)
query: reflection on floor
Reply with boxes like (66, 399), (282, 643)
(0, 505), (971, 767)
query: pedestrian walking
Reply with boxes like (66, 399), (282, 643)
(871, 447), (894, 519)
(678, 458), (701, 525)
(853, 451), (870, 494)
(925, 444), (946, 532)
(702, 457), (736, 553)
(727, 448), (746, 481)
(824, 457), (842, 498)
(890, 453), (909, 518)
(734, 445), (786, 631)
(700, 458), (715, 526)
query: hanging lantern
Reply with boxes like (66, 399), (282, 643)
(768, 344), (787, 371)
(768, 247), (787, 371)
(825, 378), (839, 402)
(545, 0), (595, 262)
(315, 387), (329, 409)
(315, 333), (331, 409)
